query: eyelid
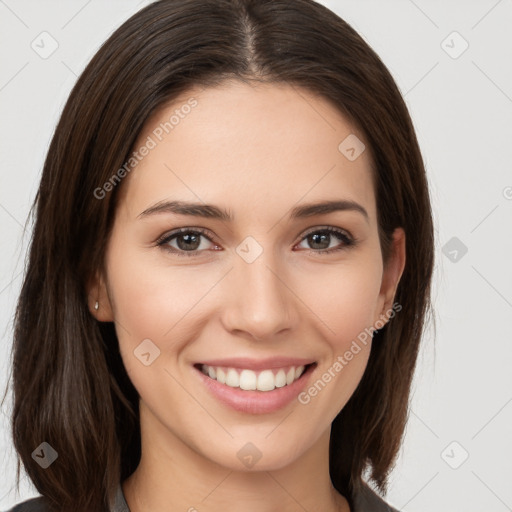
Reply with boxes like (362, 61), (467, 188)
(155, 224), (356, 256)
(298, 225), (354, 243)
(156, 225), (354, 243)
(155, 226), (215, 243)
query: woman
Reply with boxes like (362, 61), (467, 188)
(5, 0), (434, 510)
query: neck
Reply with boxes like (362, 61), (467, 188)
(122, 402), (350, 512)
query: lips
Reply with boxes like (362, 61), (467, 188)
(193, 358), (317, 414)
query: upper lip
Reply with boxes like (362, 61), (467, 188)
(196, 357), (316, 371)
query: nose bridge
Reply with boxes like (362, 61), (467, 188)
(222, 239), (297, 339)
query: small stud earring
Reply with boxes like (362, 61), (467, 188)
(94, 301), (99, 311)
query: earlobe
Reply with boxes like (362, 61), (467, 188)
(86, 271), (114, 322)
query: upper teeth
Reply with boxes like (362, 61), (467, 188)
(200, 364), (306, 392)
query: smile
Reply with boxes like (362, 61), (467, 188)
(193, 361), (317, 414)
(199, 364), (307, 392)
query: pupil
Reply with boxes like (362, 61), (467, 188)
(178, 233), (200, 250)
(310, 233), (329, 250)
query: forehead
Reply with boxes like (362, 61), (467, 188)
(118, 80), (376, 223)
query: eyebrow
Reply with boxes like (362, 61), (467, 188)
(138, 199), (369, 223)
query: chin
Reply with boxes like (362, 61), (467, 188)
(195, 435), (310, 473)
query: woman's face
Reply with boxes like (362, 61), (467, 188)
(93, 80), (405, 471)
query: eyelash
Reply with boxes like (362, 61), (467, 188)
(155, 226), (357, 258)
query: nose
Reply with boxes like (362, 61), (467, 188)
(220, 249), (300, 341)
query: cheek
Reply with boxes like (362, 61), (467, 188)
(299, 256), (383, 345)
(106, 240), (216, 337)
(105, 253), (206, 419)
(104, 237), (213, 382)
(294, 253), (382, 411)
(296, 266), (378, 418)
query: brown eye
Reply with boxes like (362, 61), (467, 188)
(157, 228), (218, 257)
(296, 227), (355, 255)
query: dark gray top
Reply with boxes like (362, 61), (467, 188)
(6, 480), (399, 511)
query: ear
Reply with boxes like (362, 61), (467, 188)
(86, 270), (114, 322)
(375, 227), (406, 325)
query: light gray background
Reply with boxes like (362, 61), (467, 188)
(1, 1), (511, 511)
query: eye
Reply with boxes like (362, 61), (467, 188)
(156, 226), (356, 258)
(156, 228), (219, 257)
(295, 226), (355, 255)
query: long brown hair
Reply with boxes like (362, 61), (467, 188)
(4, 0), (434, 510)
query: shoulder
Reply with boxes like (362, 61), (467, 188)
(352, 481), (401, 512)
(4, 496), (51, 512)
(7, 483), (398, 512)
(4, 484), (129, 512)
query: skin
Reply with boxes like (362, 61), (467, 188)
(89, 80), (405, 512)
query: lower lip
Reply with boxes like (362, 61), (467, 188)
(194, 364), (316, 414)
